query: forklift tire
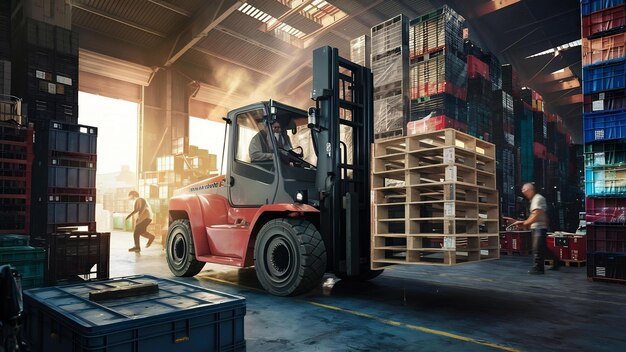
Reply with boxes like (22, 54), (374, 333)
(254, 218), (326, 296)
(166, 219), (205, 277)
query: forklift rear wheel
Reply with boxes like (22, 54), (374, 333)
(166, 219), (205, 277)
(254, 218), (326, 296)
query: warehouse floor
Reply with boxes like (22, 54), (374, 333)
(106, 230), (626, 352)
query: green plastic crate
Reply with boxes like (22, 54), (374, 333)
(0, 246), (46, 290)
(0, 234), (30, 247)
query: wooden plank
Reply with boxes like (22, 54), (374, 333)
(89, 283), (159, 301)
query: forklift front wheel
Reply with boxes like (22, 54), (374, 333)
(254, 218), (326, 296)
(166, 219), (205, 277)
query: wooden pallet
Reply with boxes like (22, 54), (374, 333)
(588, 276), (626, 284)
(500, 250), (532, 256)
(545, 259), (587, 268)
(371, 129), (499, 268)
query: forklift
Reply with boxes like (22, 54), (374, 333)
(166, 46), (380, 296)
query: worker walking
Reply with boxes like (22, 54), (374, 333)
(511, 183), (558, 274)
(126, 190), (155, 252)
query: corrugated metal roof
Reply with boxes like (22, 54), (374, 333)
(75, 0), (182, 35)
(73, 10), (162, 48)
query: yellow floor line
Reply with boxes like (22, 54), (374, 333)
(197, 275), (521, 352)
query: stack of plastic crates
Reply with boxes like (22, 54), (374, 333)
(28, 120), (110, 285)
(408, 6), (467, 133)
(371, 15), (409, 140)
(0, 121), (33, 235)
(582, 0), (626, 283)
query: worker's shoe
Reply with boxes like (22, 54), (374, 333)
(528, 267), (544, 275)
(146, 235), (155, 248)
(128, 246), (141, 252)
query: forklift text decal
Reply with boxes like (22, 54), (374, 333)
(189, 181), (223, 192)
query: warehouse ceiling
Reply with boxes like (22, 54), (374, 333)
(69, 0), (583, 141)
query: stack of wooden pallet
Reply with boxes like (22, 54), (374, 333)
(371, 128), (499, 268)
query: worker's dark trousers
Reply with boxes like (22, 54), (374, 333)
(134, 219), (153, 247)
(531, 228), (548, 272)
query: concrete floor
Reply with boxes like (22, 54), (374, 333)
(108, 230), (626, 352)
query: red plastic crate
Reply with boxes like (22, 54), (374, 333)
(585, 197), (626, 224)
(499, 231), (531, 255)
(547, 234), (587, 261)
(587, 224), (626, 252)
(407, 115), (468, 135)
(582, 5), (626, 38)
(583, 32), (626, 66)
(533, 142), (547, 159)
(467, 55), (490, 81)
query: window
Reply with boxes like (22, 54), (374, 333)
(235, 109), (266, 164)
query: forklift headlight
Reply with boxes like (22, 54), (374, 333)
(295, 190), (307, 204)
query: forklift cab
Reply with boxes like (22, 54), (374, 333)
(227, 101), (318, 208)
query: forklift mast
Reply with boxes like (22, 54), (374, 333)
(311, 46), (374, 276)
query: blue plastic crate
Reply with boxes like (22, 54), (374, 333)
(584, 108), (626, 142)
(581, 0), (625, 16)
(583, 59), (626, 94)
(23, 275), (246, 352)
(585, 165), (626, 196)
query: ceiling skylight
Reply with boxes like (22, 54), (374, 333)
(526, 39), (582, 58)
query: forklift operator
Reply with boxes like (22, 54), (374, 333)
(249, 120), (293, 162)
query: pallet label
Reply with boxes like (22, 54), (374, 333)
(445, 166), (457, 181)
(596, 267), (606, 277)
(444, 202), (455, 217)
(594, 152), (605, 165)
(443, 236), (456, 249)
(592, 100), (604, 111)
(443, 147), (455, 163)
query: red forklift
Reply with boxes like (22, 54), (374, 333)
(166, 46), (380, 296)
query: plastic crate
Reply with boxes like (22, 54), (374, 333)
(587, 251), (626, 281)
(547, 234), (587, 261)
(0, 234), (29, 246)
(584, 89), (626, 112)
(584, 108), (626, 142)
(583, 58), (626, 94)
(23, 275), (246, 352)
(44, 232), (110, 284)
(583, 32), (626, 66)
(0, 245), (45, 289)
(48, 164), (96, 189)
(587, 224), (626, 253)
(585, 165), (626, 196)
(585, 197), (626, 224)
(582, 0), (625, 16)
(582, 5), (626, 38)
(499, 231), (532, 254)
(406, 115), (467, 135)
(584, 138), (626, 167)
(34, 120), (97, 155)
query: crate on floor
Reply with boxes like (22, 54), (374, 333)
(587, 251), (626, 282)
(499, 231), (532, 255)
(23, 275), (246, 352)
(547, 233), (587, 262)
(32, 231), (110, 284)
(0, 245), (45, 289)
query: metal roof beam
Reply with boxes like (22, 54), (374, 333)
(71, 1), (167, 38)
(160, 0), (242, 67)
(191, 47), (273, 77)
(214, 24), (292, 59)
(148, 0), (191, 17)
(475, 0), (521, 18)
